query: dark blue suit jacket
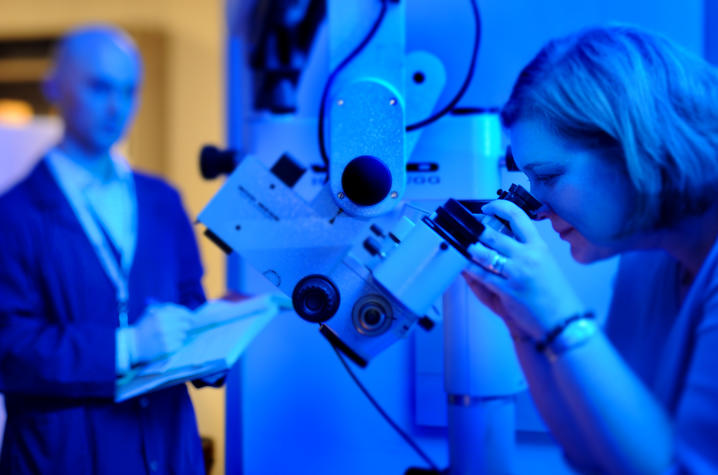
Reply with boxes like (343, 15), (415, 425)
(0, 160), (207, 474)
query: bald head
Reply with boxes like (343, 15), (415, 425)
(45, 24), (143, 156)
(51, 25), (141, 82)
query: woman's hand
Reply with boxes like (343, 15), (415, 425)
(463, 199), (585, 340)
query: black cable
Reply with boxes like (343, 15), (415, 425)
(317, 0), (389, 173)
(331, 344), (440, 471)
(405, 0), (481, 132)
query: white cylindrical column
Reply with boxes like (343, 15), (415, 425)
(443, 253), (526, 475)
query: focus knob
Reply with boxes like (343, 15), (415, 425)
(292, 275), (340, 323)
(200, 145), (237, 179)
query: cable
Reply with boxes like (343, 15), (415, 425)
(315, 0), (479, 174)
(405, 0), (481, 132)
(404, 202), (433, 216)
(331, 344), (440, 471)
(317, 0), (389, 174)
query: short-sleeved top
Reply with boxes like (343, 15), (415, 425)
(605, 238), (718, 473)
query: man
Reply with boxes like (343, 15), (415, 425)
(0, 25), (209, 474)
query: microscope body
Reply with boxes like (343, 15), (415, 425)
(202, 0), (527, 472)
(200, 152), (433, 365)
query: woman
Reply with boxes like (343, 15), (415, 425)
(464, 25), (718, 474)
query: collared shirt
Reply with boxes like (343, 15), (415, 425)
(605, 238), (718, 473)
(46, 148), (138, 375)
(46, 148), (137, 271)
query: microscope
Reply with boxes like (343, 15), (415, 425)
(200, 0), (538, 472)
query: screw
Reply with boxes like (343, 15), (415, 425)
(338, 192), (345, 199)
(389, 98), (397, 106)
(337, 99), (344, 106)
(390, 191), (398, 199)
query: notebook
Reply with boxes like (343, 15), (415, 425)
(116, 293), (292, 401)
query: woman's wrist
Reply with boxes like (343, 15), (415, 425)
(535, 311), (597, 361)
(504, 319), (533, 344)
(510, 330), (533, 344)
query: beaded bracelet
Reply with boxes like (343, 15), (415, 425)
(535, 311), (595, 353)
(545, 318), (599, 362)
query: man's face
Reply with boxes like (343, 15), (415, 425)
(509, 118), (637, 263)
(52, 39), (141, 155)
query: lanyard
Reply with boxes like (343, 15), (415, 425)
(46, 153), (137, 328)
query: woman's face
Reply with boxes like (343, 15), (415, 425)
(509, 118), (637, 263)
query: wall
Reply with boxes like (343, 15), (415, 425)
(0, 1), (228, 473)
(410, 0), (704, 109)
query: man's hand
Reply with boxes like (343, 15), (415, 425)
(129, 303), (194, 364)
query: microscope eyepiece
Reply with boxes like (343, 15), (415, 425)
(433, 199), (485, 249)
(498, 184), (542, 219)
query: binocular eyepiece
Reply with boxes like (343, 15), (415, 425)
(372, 184), (542, 318)
(427, 184), (542, 258)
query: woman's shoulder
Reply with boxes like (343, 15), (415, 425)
(690, 236), (718, 330)
(613, 250), (676, 291)
(605, 251), (680, 356)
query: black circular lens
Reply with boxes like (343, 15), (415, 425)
(304, 291), (324, 311)
(352, 295), (393, 336)
(341, 155), (392, 206)
(362, 307), (383, 327)
(292, 275), (340, 323)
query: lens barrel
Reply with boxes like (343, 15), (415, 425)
(498, 184), (542, 219)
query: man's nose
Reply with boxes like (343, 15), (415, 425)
(106, 90), (128, 114)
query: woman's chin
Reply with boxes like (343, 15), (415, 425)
(569, 242), (618, 264)
(570, 245), (596, 263)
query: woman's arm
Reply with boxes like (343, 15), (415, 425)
(551, 330), (673, 474)
(513, 338), (604, 472)
(464, 200), (673, 474)
(463, 272), (600, 469)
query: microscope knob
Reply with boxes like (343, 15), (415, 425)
(417, 316), (435, 331)
(199, 145), (238, 179)
(292, 275), (340, 323)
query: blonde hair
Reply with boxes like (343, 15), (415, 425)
(501, 25), (718, 230)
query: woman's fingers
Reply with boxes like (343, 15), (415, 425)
(467, 243), (513, 280)
(481, 199), (540, 244)
(462, 271), (505, 317)
(478, 225), (521, 258)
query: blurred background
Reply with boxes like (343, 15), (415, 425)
(0, 1), (715, 474)
(0, 1), (228, 473)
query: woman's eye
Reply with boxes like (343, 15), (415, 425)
(535, 173), (560, 184)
